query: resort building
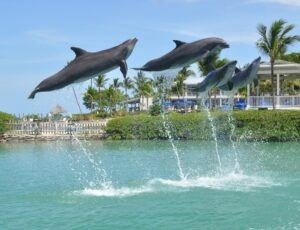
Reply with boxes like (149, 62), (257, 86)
(125, 60), (300, 112)
(248, 60), (300, 109)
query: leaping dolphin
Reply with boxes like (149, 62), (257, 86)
(28, 38), (138, 99)
(219, 57), (261, 91)
(133, 37), (229, 72)
(196, 60), (237, 93)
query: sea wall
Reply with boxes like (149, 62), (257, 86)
(2, 120), (108, 142)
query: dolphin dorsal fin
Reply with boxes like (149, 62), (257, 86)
(70, 47), (88, 57)
(173, 40), (186, 48)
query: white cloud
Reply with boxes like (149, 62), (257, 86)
(26, 30), (70, 43)
(248, 0), (300, 6)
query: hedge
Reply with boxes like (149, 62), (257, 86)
(105, 110), (300, 142)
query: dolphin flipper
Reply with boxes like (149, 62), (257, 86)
(28, 89), (37, 99)
(120, 60), (128, 78)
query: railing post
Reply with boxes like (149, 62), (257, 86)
(276, 73), (280, 109)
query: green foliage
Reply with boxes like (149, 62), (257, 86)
(99, 86), (125, 115)
(0, 111), (15, 134)
(172, 67), (195, 98)
(149, 104), (162, 116)
(106, 111), (300, 141)
(234, 110), (300, 141)
(281, 52), (300, 63)
(256, 19), (300, 109)
(83, 86), (99, 110)
(133, 71), (153, 98)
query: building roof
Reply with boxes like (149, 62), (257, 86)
(258, 60), (300, 79)
(183, 77), (204, 86)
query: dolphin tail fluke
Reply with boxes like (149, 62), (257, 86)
(28, 90), (37, 99)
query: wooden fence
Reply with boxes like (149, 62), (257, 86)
(6, 120), (108, 136)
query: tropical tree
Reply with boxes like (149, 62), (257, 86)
(123, 77), (134, 98)
(172, 67), (195, 99)
(94, 74), (108, 93)
(256, 19), (300, 109)
(99, 85), (125, 116)
(112, 78), (123, 90)
(83, 86), (98, 113)
(281, 52), (300, 63)
(152, 75), (170, 99)
(133, 71), (153, 109)
(93, 74), (108, 111)
(122, 77), (134, 111)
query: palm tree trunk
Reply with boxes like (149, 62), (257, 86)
(125, 87), (128, 111)
(271, 61), (275, 110)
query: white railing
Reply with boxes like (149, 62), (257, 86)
(6, 120), (108, 136)
(248, 96), (300, 108)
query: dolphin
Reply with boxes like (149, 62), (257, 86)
(219, 57), (261, 91)
(196, 60), (237, 93)
(28, 38), (138, 99)
(133, 37), (229, 72)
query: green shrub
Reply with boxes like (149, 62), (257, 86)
(0, 111), (15, 134)
(149, 104), (162, 116)
(106, 110), (300, 141)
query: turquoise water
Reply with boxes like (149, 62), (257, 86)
(0, 140), (300, 229)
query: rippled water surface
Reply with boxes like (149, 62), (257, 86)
(0, 140), (299, 229)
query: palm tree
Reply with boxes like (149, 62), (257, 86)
(256, 19), (300, 109)
(112, 78), (123, 90)
(93, 74), (108, 111)
(133, 71), (153, 110)
(94, 74), (108, 93)
(281, 52), (300, 63)
(123, 77), (134, 98)
(172, 67), (195, 99)
(83, 86), (98, 113)
(122, 77), (134, 111)
(152, 75), (169, 100)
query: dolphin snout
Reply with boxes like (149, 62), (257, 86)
(131, 38), (138, 44)
(254, 56), (261, 63)
(223, 42), (230, 49)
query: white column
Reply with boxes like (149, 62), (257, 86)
(276, 73), (280, 108)
(247, 84), (250, 109)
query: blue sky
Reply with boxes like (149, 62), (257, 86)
(1, 0), (300, 115)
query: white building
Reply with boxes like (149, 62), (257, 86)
(248, 60), (300, 109)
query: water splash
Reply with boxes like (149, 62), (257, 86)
(153, 70), (186, 180)
(67, 134), (109, 188)
(225, 91), (240, 173)
(200, 94), (222, 172)
(160, 109), (185, 180)
(74, 172), (280, 198)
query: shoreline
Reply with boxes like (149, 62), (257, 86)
(1, 133), (106, 142)
(2, 110), (300, 143)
